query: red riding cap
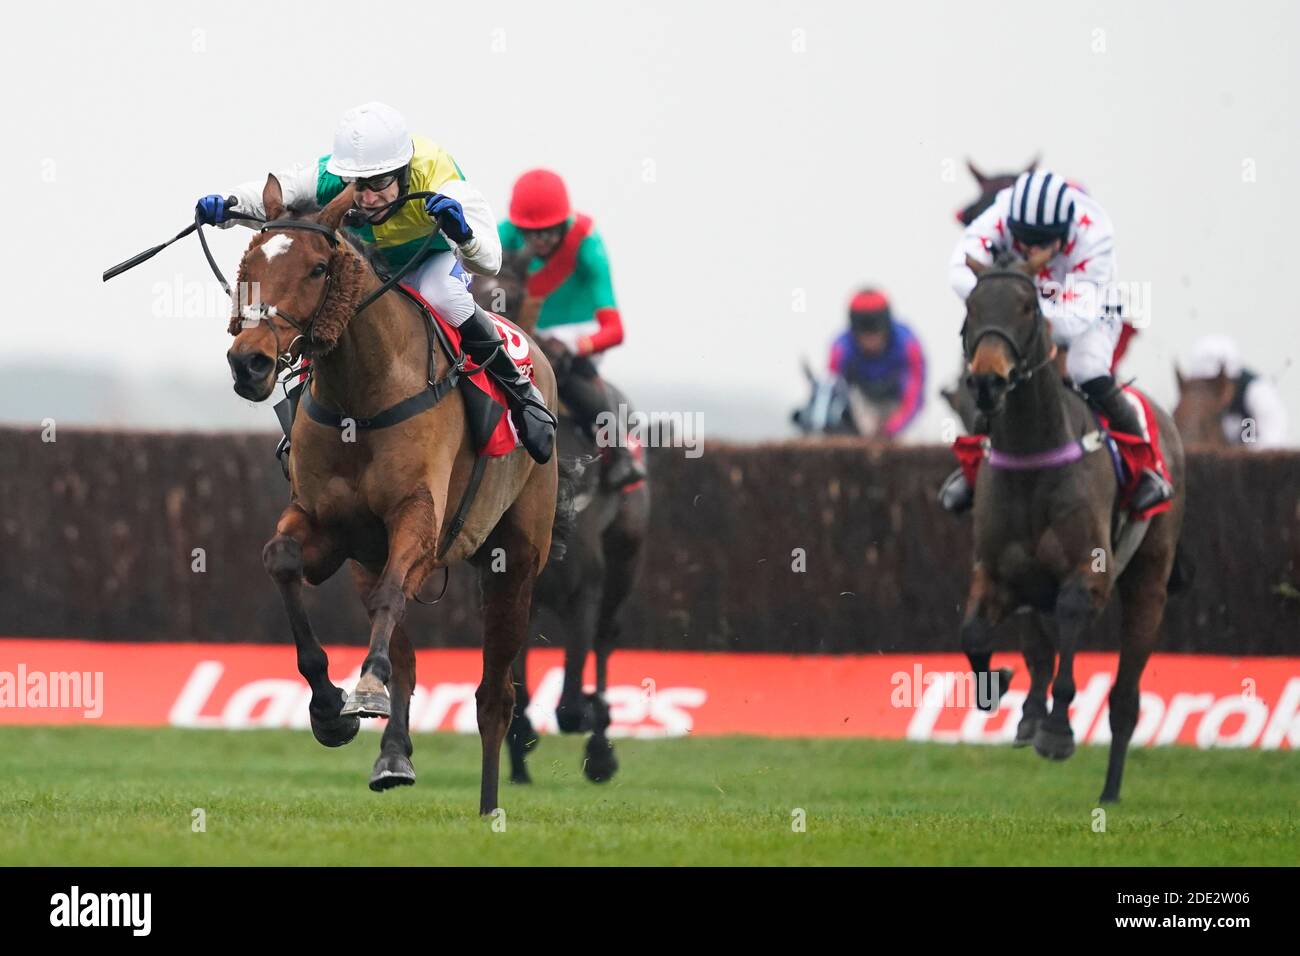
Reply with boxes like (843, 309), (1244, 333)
(509, 169), (572, 230)
(848, 289), (892, 332)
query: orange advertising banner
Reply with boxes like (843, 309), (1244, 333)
(0, 639), (1296, 749)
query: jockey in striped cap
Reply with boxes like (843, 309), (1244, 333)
(939, 168), (1173, 513)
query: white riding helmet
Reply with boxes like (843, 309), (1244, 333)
(1186, 335), (1243, 380)
(325, 102), (414, 178)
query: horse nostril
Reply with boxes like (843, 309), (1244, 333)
(228, 351), (275, 381)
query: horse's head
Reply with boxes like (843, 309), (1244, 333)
(961, 250), (1054, 416)
(225, 175), (368, 401)
(1173, 365), (1233, 446)
(955, 156), (1038, 226)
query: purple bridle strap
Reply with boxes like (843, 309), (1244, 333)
(986, 431), (1105, 470)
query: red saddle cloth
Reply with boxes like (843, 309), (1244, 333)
(398, 284), (528, 458)
(950, 386), (1172, 520)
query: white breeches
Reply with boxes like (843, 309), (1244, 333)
(410, 251), (475, 326)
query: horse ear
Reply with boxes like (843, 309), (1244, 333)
(1174, 364), (1186, 390)
(966, 158), (988, 186)
(318, 185), (356, 232)
(965, 255), (987, 277)
(263, 174), (286, 221)
(1024, 153), (1040, 173)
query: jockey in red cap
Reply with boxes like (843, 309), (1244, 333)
(498, 169), (645, 489)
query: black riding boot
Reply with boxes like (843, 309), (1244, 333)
(460, 305), (556, 464)
(1081, 375), (1173, 512)
(560, 365), (646, 490)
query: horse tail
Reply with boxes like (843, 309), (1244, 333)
(1167, 543), (1195, 595)
(548, 455), (580, 562)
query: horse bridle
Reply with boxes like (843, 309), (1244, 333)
(235, 220), (341, 373)
(962, 269), (1056, 390)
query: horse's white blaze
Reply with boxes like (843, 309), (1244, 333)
(261, 234), (293, 261)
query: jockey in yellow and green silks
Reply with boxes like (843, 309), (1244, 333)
(196, 101), (555, 464)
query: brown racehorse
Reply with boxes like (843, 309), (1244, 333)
(959, 253), (1188, 803)
(226, 175), (561, 815)
(1173, 367), (1234, 448)
(472, 256), (651, 785)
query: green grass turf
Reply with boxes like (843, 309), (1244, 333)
(0, 727), (1295, 866)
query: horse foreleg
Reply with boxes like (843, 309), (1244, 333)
(1014, 613), (1056, 747)
(263, 506), (356, 747)
(585, 543), (637, 784)
(1100, 554), (1170, 802)
(343, 492), (437, 720)
(961, 563), (1013, 712)
(506, 645), (536, 785)
(350, 561), (418, 791)
(1037, 566), (1109, 760)
(555, 584), (600, 734)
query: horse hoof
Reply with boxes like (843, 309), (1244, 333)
(309, 688), (360, 747)
(1032, 725), (1076, 761)
(510, 769), (533, 785)
(583, 734), (618, 783)
(1012, 715), (1040, 748)
(369, 754), (416, 792)
(311, 711), (361, 748)
(342, 689), (391, 719)
(555, 703), (588, 734)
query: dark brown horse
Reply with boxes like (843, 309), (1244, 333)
(226, 176), (562, 815)
(959, 253), (1187, 803)
(472, 256), (651, 785)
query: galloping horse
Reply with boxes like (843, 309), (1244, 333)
(958, 252), (1187, 803)
(226, 176), (563, 815)
(472, 255), (651, 784)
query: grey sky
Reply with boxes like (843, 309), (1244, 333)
(5, 0), (1296, 439)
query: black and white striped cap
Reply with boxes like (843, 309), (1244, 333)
(1007, 169), (1074, 238)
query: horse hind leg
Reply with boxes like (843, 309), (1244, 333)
(960, 564), (1014, 712)
(263, 509), (357, 748)
(1100, 553), (1170, 802)
(477, 531), (543, 816)
(1036, 569), (1107, 761)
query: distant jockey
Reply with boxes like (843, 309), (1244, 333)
(938, 169), (1173, 514)
(498, 169), (645, 489)
(1182, 335), (1288, 447)
(827, 289), (926, 439)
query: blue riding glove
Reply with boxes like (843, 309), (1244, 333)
(196, 194), (230, 226)
(425, 193), (474, 245)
